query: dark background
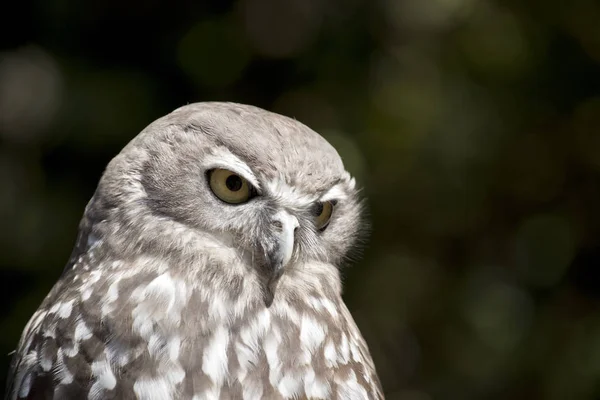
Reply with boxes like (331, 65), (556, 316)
(2, 0), (600, 398)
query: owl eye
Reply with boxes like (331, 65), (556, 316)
(313, 200), (336, 231)
(208, 168), (253, 204)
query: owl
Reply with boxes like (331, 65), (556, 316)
(5, 102), (383, 399)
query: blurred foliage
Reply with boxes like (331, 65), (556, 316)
(2, 0), (600, 398)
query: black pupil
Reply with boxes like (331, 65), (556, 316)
(314, 202), (324, 216)
(226, 175), (243, 191)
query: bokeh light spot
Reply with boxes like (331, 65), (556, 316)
(0, 46), (63, 143)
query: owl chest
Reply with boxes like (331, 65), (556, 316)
(124, 272), (350, 375)
(56, 268), (375, 398)
(19, 274), (377, 399)
(137, 303), (368, 399)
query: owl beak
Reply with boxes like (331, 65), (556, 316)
(265, 210), (299, 298)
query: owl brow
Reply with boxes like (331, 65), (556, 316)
(319, 179), (349, 202)
(203, 152), (261, 191)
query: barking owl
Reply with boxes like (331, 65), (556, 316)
(6, 103), (383, 399)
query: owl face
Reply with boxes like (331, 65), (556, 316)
(101, 103), (363, 293)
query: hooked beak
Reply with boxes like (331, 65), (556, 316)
(263, 210), (298, 304)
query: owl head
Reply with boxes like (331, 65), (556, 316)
(86, 102), (364, 300)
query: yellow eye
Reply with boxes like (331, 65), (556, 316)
(314, 201), (335, 231)
(209, 168), (252, 204)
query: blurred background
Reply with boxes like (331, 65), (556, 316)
(2, 0), (600, 398)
